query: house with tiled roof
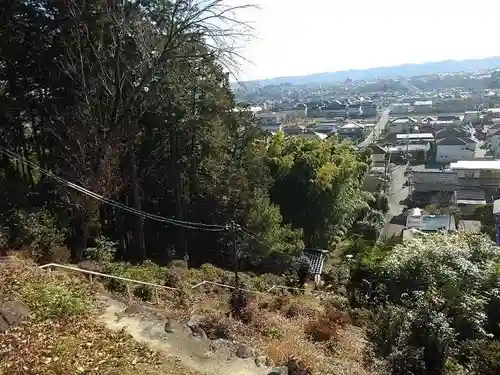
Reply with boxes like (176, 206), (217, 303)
(436, 137), (476, 163)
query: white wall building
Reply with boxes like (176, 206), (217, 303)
(388, 117), (418, 134)
(436, 137), (475, 163)
(463, 111), (479, 123)
(413, 100), (433, 113)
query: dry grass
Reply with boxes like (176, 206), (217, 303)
(177, 290), (373, 374)
(1, 258), (376, 375)
(0, 258), (203, 375)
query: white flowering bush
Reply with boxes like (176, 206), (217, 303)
(361, 232), (500, 374)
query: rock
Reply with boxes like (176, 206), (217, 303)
(255, 355), (267, 367)
(267, 367), (288, 375)
(164, 318), (173, 333)
(192, 326), (207, 339)
(0, 301), (30, 333)
(235, 343), (255, 359)
(0, 317), (9, 333)
(210, 338), (233, 351)
(265, 357), (275, 368)
(187, 314), (203, 329)
(124, 303), (149, 315)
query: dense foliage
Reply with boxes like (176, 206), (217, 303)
(0, 0), (372, 272)
(348, 232), (500, 375)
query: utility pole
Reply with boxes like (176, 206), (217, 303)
(230, 220), (240, 291)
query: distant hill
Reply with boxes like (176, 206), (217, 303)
(243, 57), (500, 86)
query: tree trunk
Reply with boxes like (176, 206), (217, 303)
(70, 208), (88, 262)
(129, 150), (145, 264)
(170, 130), (187, 264)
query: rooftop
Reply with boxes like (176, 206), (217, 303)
(396, 133), (434, 140)
(388, 144), (430, 152)
(302, 248), (328, 275)
(437, 137), (468, 146)
(450, 160), (500, 171)
(406, 214), (456, 231)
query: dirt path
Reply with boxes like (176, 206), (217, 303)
(98, 297), (271, 375)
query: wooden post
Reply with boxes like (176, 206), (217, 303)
(126, 284), (132, 302)
(154, 288), (159, 304)
(88, 274), (93, 283)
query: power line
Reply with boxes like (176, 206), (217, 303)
(237, 225), (272, 249)
(0, 146), (226, 232)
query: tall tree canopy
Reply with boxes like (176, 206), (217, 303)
(0, 0), (372, 273)
(267, 131), (372, 249)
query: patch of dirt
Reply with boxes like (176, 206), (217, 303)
(0, 301), (30, 333)
(98, 296), (272, 375)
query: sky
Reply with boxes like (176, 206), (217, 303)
(227, 0), (500, 81)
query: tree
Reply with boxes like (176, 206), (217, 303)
(267, 131), (372, 249)
(0, 0), (303, 273)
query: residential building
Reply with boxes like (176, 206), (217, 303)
(396, 133), (434, 143)
(282, 127), (328, 140)
(257, 112), (280, 127)
(485, 108), (500, 119)
(361, 102), (378, 118)
(413, 100), (433, 114)
(410, 169), (458, 193)
(388, 117), (418, 134)
(420, 116), (437, 124)
(347, 103), (362, 118)
(437, 115), (462, 125)
(388, 144), (431, 161)
(311, 123), (337, 136)
(454, 189), (486, 215)
(488, 128), (500, 156)
(368, 145), (387, 164)
(435, 127), (469, 139)
(390, 103), (412, 115)
(451, 160), (500, 200)
(322, 100), (346, 118)
(487, 123), (500, 136)
(337, 122), (365, 140)
(432, 99), (467, 114)
(436, 137), (476, 163)
(464, 111), (479, 124)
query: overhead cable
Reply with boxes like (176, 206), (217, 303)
(0, 146), (226, 231)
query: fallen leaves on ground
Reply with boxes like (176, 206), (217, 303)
(0, 258), (204, 375)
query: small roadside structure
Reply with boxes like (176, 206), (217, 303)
(302, 248), (328, 285)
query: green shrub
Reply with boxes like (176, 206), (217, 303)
(133, 284), (154, 301)
(199, 263), (225, 281)
(21, 280), (90, 320)
(164, 268), (183, 288)
(467, 340), (500, 375)
(84, 237), (117, 263)
(261, 323), (283, 340)
(103, 262), (127, 293)
(9, 209), (69, 264)
(168, 259), (188, 269)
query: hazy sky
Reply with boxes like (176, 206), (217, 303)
(229, 0), (500, 81)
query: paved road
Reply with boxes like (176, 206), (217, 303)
(379, 164), (410, 240)
(359, 108), (391, 147)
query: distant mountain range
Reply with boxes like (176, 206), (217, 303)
(242, 57), (500, 87)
